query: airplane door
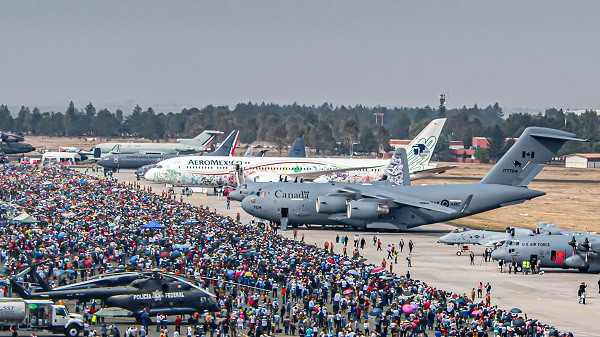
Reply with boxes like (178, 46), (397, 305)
(280, 208), (289, 231)
(530, 255), (538, 268)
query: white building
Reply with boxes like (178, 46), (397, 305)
(564, 153), (600, 168)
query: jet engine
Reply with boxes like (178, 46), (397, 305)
(347, 200), (389, 219)
(316, 196), (348, 214)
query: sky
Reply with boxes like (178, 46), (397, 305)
(1, 2), (599, 113)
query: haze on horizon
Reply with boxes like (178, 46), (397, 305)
(1, 2), (599, 112)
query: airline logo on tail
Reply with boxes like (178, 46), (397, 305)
(406, 118), (446, 172)
(412, 144), (431, 158)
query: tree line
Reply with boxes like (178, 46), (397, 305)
(0, 101), (597, 158)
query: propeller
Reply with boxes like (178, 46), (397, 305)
(568, 236), (577, 257)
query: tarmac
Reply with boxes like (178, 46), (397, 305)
(66, 169), (600, 337)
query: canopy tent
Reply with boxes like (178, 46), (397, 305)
(13, 212), (39, 224)
(142, 220), (165, 229)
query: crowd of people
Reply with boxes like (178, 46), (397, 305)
(0, 164), (575, 337)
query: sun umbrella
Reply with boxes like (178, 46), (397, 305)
(371, 267), (386, 274)
(369, 308), (383, 316)
(347, 270), (358, 276)
(343, 289), (353, 295)
(234, 271), (243, 277)
(343, 261), (352, 266)
(159, 251), (169, 258)
(471, 310), (482, 316)
(513, 318), (526, 327)
(402, 304), (413, 314)
(409, 304), (419, 310)
(510, 308), (522, 314)
(326, 258), (335, 264)
(129, 255), (139, 263)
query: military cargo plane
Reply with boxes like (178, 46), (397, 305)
(240, 127), (583, 231)
(97, 130), (240, 171)
(87, 130), (223, 159)
(490, 233), (600, 273)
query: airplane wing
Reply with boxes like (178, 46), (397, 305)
(340, 187), (457, 214)
(413, 165), (457, 176)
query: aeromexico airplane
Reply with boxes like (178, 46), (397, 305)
(144, 118), (450, 187)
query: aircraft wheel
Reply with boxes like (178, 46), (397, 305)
(456, 251), (462, 256)
(65, 324), (81, 337)
(578, 267), (589, 273)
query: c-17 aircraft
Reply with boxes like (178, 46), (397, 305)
(10, 270), (219, 317)
(490, 233), (600, 273)
(145, 118), (451, 188)
(87, 130), (223, 159)
(438, 227), (535, 247)
(240, 127), (583, 231)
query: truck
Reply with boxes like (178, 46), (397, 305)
(0, 298), (84, 337)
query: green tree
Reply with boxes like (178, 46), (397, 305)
(15, 106), (32, 133)
(0, 105), (13, 130)
(359, 125), (378, 153)
(340, 117), (360, 155)
(63, 101), (78, 136)
(474, 148), (489, 163)
(486, 125), (505, 162)
(391, 113), (411, 139)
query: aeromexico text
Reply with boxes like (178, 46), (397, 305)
(188, 159), (243, 166)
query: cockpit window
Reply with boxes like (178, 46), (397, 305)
(156, 165), (162, 169)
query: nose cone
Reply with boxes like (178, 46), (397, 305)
(228, 189), (244, 202)
(437, 234), (451, 244)
(144, 168), (157, 181)
(241, 196), (257, 214)
(491, 249), (504, 261)
(96, 157), (110, 167)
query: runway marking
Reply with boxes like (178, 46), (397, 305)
(419, 261), (599, 319)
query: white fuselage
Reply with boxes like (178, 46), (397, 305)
(145, 156), (394, 186)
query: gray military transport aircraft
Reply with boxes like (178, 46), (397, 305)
(491, 232), (600, 273)
(241, 127), (583, 231)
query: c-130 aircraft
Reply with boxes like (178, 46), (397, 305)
(241, 127), (583, 231)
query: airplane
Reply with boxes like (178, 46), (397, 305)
(10, 270), (219, 317)
(490, 233), (600, 273)
(87, 130), (223, 158)
(144, 118), (450, 187)
(240, 127), (583, 231)
(228, 144), (411, 202)
(132, 135), (302, 180)
(0, 132), (36, 155)
(535, 222), (593, 236)
(438, 227), (535, 247)
(96, 130), (240, 171)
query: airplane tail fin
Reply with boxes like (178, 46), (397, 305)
(381, 147), (410, 186)
(405, 118), (446, 173)
(243, 146), (255, 157)
(287, 138), (306, 157)
(256, 150), (269, 157)
(206, 130), (239, 156)
(178, 130), (223, 147)
(480, 127), (584, 186)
